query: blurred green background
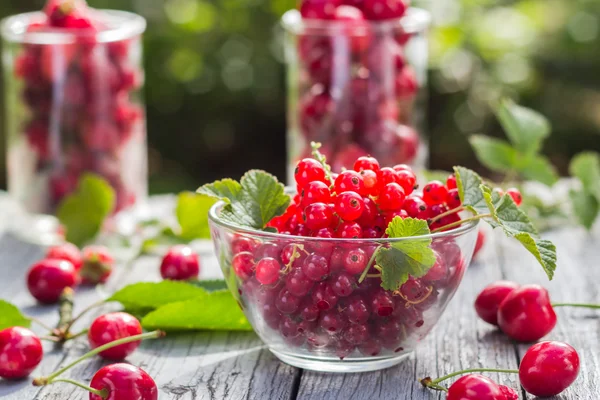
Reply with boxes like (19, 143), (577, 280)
(1, 0), (599, 193)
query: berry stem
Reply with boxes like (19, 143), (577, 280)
(29, 316), (56, 333)
(51, 378), (108, 398)
(431, 214), (490, 233)
(34, 330), (165, 385)
(366, 273), (382, 278)
(421, 368), (519, 387)
(65, 328), (89, 342)
(552, 303), (600, 309)
(63, 300), (105, 335)
(358, 245), (383, 284)
(428, 206), (464, 225)
(56, 287), (75, 340)
(310, 141), (334, 186)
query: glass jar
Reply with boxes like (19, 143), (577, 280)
(282, 9), (430, 181)
(1, 10), (147, 215)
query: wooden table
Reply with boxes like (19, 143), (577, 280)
(0, 206), (598, 399)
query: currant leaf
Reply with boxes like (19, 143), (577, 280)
(491, 193), (539, 236)
(495, 99), (550, 156)
(141, 290), (251, 332)
(518, 155), (559, 186)
(196, 179), (243, 204)
(377, 217), (436, 291)
(0, 300), (30, 330)
(511, 234), (557, 280)
(569, 190), (599, 231)
(569, 152), (600, 200)
(56, 174), (116, 247)
(176, 192), (215, 240)
(108, 281), (206, 311)
(469, 135), (517, 173)
(454, 166), (488, 214)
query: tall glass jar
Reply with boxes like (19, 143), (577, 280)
(282, 9), (430, 181)
(1, 10), (147, 215)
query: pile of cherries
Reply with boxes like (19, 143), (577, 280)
(293, 0), (420, 171)
(13, 0), (144, 213)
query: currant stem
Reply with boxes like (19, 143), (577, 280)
(426, 368), (519, 386)
(50, 378), (108, 398)
(310, 141), (334, 186)
(552, 303), (600, 309)
(428, 206), (464, 225)
(366, 273), (381, 278)
(431, 213), (491, 233)
(358, 245), (383, 284)
(36, 330), (165, 385)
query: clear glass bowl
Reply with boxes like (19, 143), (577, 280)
(208, 198), (478, 373)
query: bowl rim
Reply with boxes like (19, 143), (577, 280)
(208, 198), (479, 242)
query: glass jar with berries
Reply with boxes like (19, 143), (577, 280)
(1, 0), (147, 216)
(281, 1), (430, 181)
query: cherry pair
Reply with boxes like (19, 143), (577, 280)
(159, 245), (201, 281)
(27, 242), (114, 304)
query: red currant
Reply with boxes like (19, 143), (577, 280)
(446, 174), (457, 190)
(232, 251), (255, 280)
(335, 191), (365, 221)
(353, 156), (380, 172)
(27, 259), (78, 304)
(312, 281), (338, 310)
(46, 242), (82, 271)
(336, 221), (362, 238)
(231, 235), (259, 254)
(319, 311), (347, 333)
(303, 202), (334, 230)
(506, 188), (522, 206)
(474, 281), (520, 326)
(0, 327), (43, 379)
(89, 363), (158, 400)
(301, 180), (331, 206)
(88, 312), (143, 360)
(300, 0), (341, 19)
(378, 182), (406, 211)
(334, 170), (365, 195)
(395, 169), (416, 195)
(302, 254), (331, 281)
(357, 197), (377, 226)
(360, 169), (378, 196)
(342, 247), (367, 275)
(344, 298), (370, 325)
(255, 257), (282, 285)
(422, 255), (448, 284)
(81, 245), (114, 284)
(371, 291), (394, 317)
(295, 158), (327, 187)
(276, 288), (301, 314)
(446, 188), (461, 209)
(447, 374), (505, 400)
(377, 167), (400, 188)
(403, 195), (428, 219)
(344, 323), (369, 344)
(423, 180), (448, 205)
(160, 245), (200, 281)
(363, 0), (406, 20)
(285, 268), (314, 296)
(331, 273), (355, 297)
(497, 284), (557, 342)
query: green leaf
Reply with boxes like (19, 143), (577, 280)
(454, 166), (488, 214)
(469, 135), (517, 173)
(519, 155), (559, 186)
(0, 300), (30, 330)
(108, 281), (206, 310)
(141, 291), (251, 332)
(189, 279), (228, 292)
(569, 190), (599, 231)
(491, 194), (538, 236)
(495, 99), (551, 155)
(196, 179), (243, 204)
(176, 192), (216, 240)
(377, 217), (436, 291)
(512, 234), (557, 280)
(569, 152), (600, 199)
(56, 174), (116, 247)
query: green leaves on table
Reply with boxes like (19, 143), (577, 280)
(376, 218), (436, 291)
(0, 300), (31, 330)
(469, 99), (558, 186)
(197, 170), (290, 230)
(56, 174), (116, 247)
(176, 192), (216, 240)
(569, 152), (600, 230)
(107, 280), (251, 332)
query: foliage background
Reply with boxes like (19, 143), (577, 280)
(0, 0), (599, 193)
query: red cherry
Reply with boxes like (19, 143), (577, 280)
(80, 246), (114, 284)
(506, 188), (522, 206)
(88, 312), (143, 361)
(0, 327), (43, 379)
(519, 341), (580, 397)
(46, 242), (82, 271)
(27, 259), (78, 304)
(160, 245), (200, 281)
(497, 284), (557, 342)
(89, 363), (158, 400)
(499, 385), (518, 400)
(447, 374), (506, 400)
(474, 281), (520, 326)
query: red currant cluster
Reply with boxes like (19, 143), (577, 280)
(292, 0), (420, 171)
(27, 242), (114, 304)
(11, 0), (144, 214)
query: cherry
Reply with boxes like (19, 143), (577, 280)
(499, 386), (518, 400)
(295, 158), (327, 187)
(160, 245), (200, 281)
(89, 363), (158, 400)
(506, 188), (522, 206)
(519, 341), (580, 397)
(27, 259), (78, 304)
(0, 327), (43, 379)
(255, 257), (282, 285)
(497, 284), (557, 342)
(422, 180), (448, 205)
(447, 374), (505, 400)
(46, 242), (82, 271)
(335, 191), (365, 221)
(378, 182), (406, 211)
(474, 281), (520, 326)
(88, 312), (143, 360)
(80, 245), (114, 284)
(304, 202), (334, 230)
(232, 251), (255, 280)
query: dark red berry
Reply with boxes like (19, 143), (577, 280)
(304, 202), (334, 230)
(331, 273), (355, 297)
(319, 311), (347, 333)
(46, 242), (82, 271)
(232, 251), (255, 281)
(474, 281), (520, 326)
(0, 327), (43, 379)
(334, 170), (365, 195)
(295, 158), (327, 187)
(89, 363), (158, 400)
(342, 247), (367, 275)
(335, 191), (365, 221)
(276, 288), (301, 314)
(371, 291), (394, 316)
(363, 0), (406, 20)
(358, 339), (381, 356)
(403, 195), (428, 219)
(88, 312), (143, 360)
(357, 197), (377, 226)
(313, 282), (338, 310)
(423, 180), (448, 205)
(302, 254), (330, 281)
(378, 182), (406, 211)
(27, 259), (78, 304)
(344, 323), (369, 345)
(81, 245), (114, 284)
(231, 236), (259, 254)
(160, 245), (200, 281)
(506, 188), (522, 206)
(344, 297), (370, 325)
(337, 221), (363, 238)
(285, 268), (314, 296)
(447, 374), (505, 400)
(353, 156), (380, 172)
(255, 257), (282, 285)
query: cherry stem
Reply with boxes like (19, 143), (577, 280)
(64, 328), (89, 342)
(431, 213), (491, 233)
(63, 300), (105, 335)
(424, 368), (519, 386)
(51, 378), (108, 398)
(29, 317), (56, 333)
(34, 330), (165, 385)
(358, 245), (383, 284)
(552, 303), (600, 309)
(56, 288), (75, 340)
(40, 335), (61, 343)
(428, 206), (464, 225)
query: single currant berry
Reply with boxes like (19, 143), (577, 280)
(402, 195), (428, 219)
(231, 236), (259, 254)
(446, 374), (505, 400)
(27, 259), (78, 304)
(160, 245), (200, 281)
(295, 158), (327, 187)
(446, 174), (457, 190)
(89, 363), (158, 400)
(357, 197), (377, 226)
(395, 169), (417, 196)
(301, 180), (331, 207)
(255, 257), (282, 285)
(331, 273), (355, 297)
(88, 312), (143, 361)
(336, 221), (363, 238)
(344, 298), (370, 325)
(335, 191), (365, 221)
(378, 182), (406, 211)
(363, 0), (406, 20)
(46, 242), (82, 271)
(384, 209), (408, 225)
(344, 323), (369, 345)
(304, 202), (334, 230)
(80, 246), (114, 284)
(232, 251), (255, 280)
(519, 341), (580, 397)
(0, 327), (43, 379)
(359, 169), (379, 196)
(302, 254), (330, 282)
(377, 167), (400, 189)
(313, 227), (335, 238)
(334, 170), (365, 196)
(446, 188), (462, 209)
(506, 188), (522, 206)
(422, 180), (448, 205)
(276, 288), (301, 314)
(285, 268), (313, 297)
(371, 291), (394, 317)
(342, 247), (367, 275)
(474, 281), (520, 326)
(312, 282), (338, 311)
(422, 255), (448, 284)
(497, 284), (557, 342)
(353, 156), (380, 172)
(319, 311), (346, 334)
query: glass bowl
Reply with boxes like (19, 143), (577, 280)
(208, 199), (478, 373)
